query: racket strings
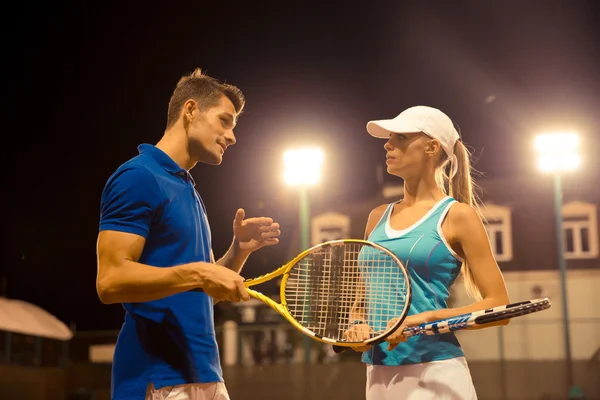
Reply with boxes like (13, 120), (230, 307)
(284, 243), (409, 342)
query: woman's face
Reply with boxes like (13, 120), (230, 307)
(384, 132), (440, 178)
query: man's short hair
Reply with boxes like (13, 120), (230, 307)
(166, 68), (245, 129)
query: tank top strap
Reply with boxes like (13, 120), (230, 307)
(429, 196), (456, 220)
(371, 201), (397, 235)
(413, 196), (456, 231)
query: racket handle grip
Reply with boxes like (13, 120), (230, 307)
(332, 345), (349, 354)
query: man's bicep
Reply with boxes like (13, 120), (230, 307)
(97, 230), (146, 273)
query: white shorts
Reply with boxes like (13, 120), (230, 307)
(145, 382), (230, 400)
(366, 357), (477, 400)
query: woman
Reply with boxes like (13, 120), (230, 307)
(345, 105), (510, 400)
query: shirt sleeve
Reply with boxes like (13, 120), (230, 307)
(99, 165), (162, 238)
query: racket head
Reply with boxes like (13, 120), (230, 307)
(279, 239), (411, 347)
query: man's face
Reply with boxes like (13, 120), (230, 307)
(188, 95), (238, 165)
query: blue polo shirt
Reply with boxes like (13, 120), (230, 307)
(99, 144), (221, 400)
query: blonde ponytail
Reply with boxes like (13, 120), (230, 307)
(435, 140), (484, 301)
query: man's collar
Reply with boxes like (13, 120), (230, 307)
(138, 143), (185, 175)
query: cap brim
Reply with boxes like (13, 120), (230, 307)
(366, 119), (422, 138)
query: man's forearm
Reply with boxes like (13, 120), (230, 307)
(216, 238), (251, 273)
(97, 260), (212, 304)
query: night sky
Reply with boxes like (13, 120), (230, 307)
(4, 1), (600, 331)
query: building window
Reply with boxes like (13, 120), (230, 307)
(562, 201), (599, 259)
(481, 204), (513, 262)
(311, 212), (351, 246)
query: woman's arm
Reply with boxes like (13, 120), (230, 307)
(429, 202), (510, 326)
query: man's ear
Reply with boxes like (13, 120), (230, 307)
(183, 99), (198, 123)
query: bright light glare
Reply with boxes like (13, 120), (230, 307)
(534, 132), (581, 173)
(537, 154), (581, 173)
(283, 148), (324, 186)
(535, 132), (579, 153)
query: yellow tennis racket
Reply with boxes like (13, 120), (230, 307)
(243, 239), (412, 349)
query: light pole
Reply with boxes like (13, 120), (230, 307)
(283, 147), (324, 364)
(534, 132), (582, 399)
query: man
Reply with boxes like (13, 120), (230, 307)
(96, 68), (281, 400)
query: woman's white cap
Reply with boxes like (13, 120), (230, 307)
(366, 106), (460, 177)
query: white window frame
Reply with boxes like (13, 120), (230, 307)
(311, 212), (351, 246)
(562, 201), (599, 259)
(481, 204), (513, 262)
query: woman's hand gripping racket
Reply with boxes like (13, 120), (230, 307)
(243, 239), (412, 349)
(332, 297), (552, 353)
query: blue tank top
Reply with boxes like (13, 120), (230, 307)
(361, 196), (466, 366)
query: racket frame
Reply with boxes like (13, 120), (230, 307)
(243, 239), (412, 348)
(403, 297), (551, 337)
